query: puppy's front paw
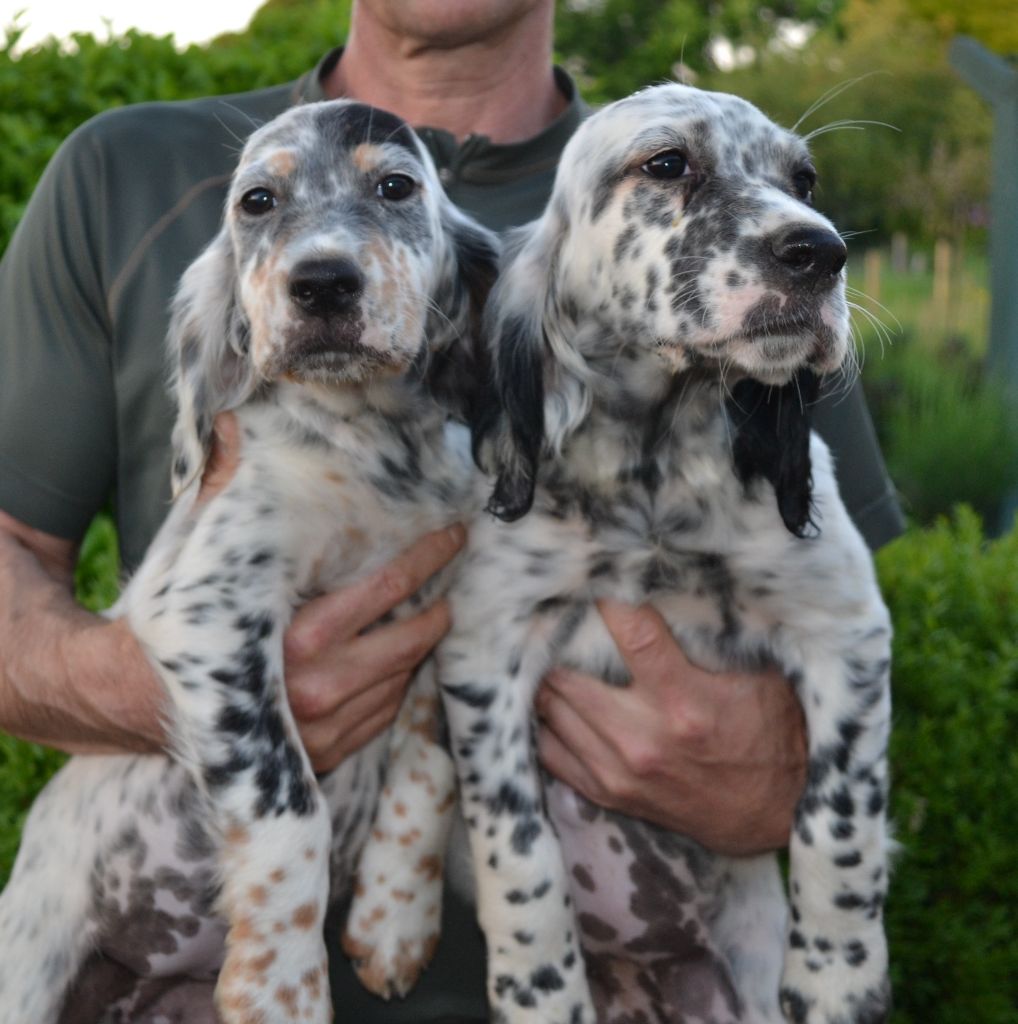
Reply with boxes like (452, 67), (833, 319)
(216, 926), (331, 1024)
(780, 926), (889, 1024)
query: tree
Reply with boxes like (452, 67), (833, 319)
(554, 0), (844, 100)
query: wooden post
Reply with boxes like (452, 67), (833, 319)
(950, 37), (1018, 531)
(891, 231), (909, 274)
(863, 248), (882, 309)
(932, 238), (952, 333)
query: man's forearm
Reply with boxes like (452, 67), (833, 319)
(0, 520), (165, 754)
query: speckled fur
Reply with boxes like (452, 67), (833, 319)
(438, 84), (892, 1024)
(0, 100), (498, 1024)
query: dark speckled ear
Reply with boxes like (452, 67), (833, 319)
(425, 208), (501, 425)
(168, 227), (255, 498)
(470, 220), (560, 523)
(728, 369), (820, 537)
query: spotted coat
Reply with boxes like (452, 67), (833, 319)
(0, 99), (498, 1024)
(437, 84), (892, 1024)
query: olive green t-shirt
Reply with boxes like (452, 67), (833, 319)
(0, 47), (903, 1024)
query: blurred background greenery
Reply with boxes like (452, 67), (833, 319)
(1, 2), (1016, 1021)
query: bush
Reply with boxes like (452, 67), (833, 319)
(878, 508), (1018, 1023)
(863, 334), (1018, 526)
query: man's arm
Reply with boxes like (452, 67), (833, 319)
(0, 508), (465, 769)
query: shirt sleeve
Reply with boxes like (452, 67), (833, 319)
(0, 119), (118, 540)
(812, 375), (905, 550)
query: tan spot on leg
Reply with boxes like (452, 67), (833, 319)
(248, 885), (269, 907)
(416, 855), (441, 881)
(293, 902), (318, 930)
(275, 983), (299, 1017)
(398, 828), (422, 847)
(247, 948), (278, 981)
(302, 966), (323, 999)
(392, 889), (415, 903)
(393, 801), (408, 817)
(304, 847), (317, 861)
(270, 867), (287, 883)
(233, 916), (265, 943)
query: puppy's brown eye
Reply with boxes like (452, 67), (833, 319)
(642, 150), (688, 180)
(792, 167), (817, 202)
(377, 175), (416, 201)
(240, 187), (276, 215)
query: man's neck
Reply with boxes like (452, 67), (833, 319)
(321, 3), (567, 144)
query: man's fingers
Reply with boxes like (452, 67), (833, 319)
(597, 599), (696, 688)
(542, 666), (633, 747)
(536, 723), (605, 805)
(287, 601), (450, 718)
(286, 525), (465, 657)
(345, 600), (452, 683)
(536, 679), (623, 789)
(309, 694), (406, 774)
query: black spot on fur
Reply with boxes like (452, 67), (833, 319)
(729, 369), (819, 537)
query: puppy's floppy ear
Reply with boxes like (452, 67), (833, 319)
(424, 207), (500, 424)
(728, 369), (820, 537)
(168, 227), (255, 498)
(471, 219), (558, 523)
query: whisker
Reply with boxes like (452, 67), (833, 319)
(792, 72), (887, 132)
(802, 119), (900, 143)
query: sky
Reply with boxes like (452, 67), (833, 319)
(1, 0), (264, 51)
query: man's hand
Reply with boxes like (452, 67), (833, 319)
(283, 526), (463, 773)
(535, 599), (807, 856)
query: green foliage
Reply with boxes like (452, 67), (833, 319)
(0, 738), (66, 885)
(905, 0), (1018, 54)
(697, 0), (992, 243)
(0, 0), (354, 251)
(863, 335), (1018, 526)
(878, 508), (1018, 1023)
(850, 248), (1017, 527)
(74, 511), (122, 613)
(555, 0), (844, 101)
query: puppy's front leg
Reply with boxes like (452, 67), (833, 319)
(439, 607), (595, 1024)
(781, 610), (893, 1024)
(128, 511), (332, 1024)
(343, 660), (457, 999)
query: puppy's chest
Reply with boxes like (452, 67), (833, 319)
(495, 462), (802, 677)
(235, 408), (474, 595)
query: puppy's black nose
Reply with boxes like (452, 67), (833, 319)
(289, 258), (364, 317)
(770, 227), (847, 287)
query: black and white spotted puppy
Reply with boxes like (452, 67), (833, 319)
(0, 99), (498, 1024)
(439, 83), (892, 1024)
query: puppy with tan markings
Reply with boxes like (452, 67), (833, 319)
(0, 99), (498, 1024)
